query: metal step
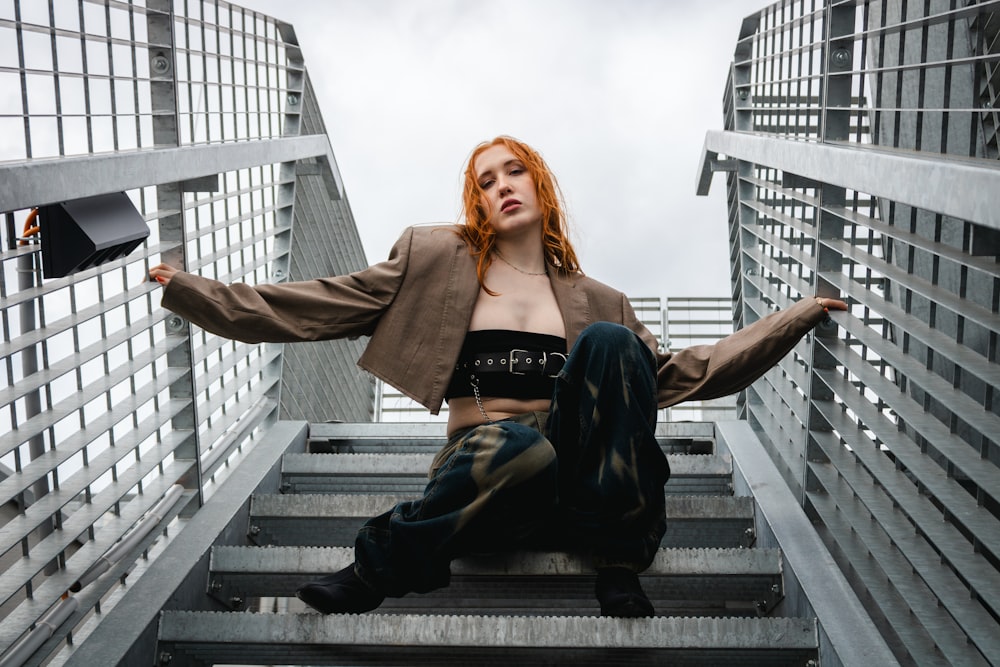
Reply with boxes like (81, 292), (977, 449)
(248, 494), (755, 549)
(154, 421), (819, 665)
(207, 546), (782, 617)
(156, 611), (817, 666)
(308, 421), (718, 455)
(280, 452), (733, 495)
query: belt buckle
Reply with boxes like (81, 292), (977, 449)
(545, 352), (567, 376)
(509, 349), (539, 375)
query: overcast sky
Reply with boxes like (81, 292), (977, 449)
(234, 0), (767, 297)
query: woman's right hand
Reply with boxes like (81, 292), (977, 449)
(148, 263), (179, 286)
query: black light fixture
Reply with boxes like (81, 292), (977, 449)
(38, 192), (150, 279)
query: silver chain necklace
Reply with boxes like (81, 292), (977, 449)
(494, 249), (547, 276)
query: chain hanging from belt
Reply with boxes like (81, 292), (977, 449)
(469, 373), (493, 423)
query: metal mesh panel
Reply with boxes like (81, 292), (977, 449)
(0, 0), (364, 660)
(0, 1), (153, 160)
(703, 1), (1000, 665)
(974, 10), (1000, 156)
(663, 297), (738, 423)
(172, 1), (287, 146)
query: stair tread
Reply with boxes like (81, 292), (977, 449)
(309, 421), (717, 441)
(251, 493), (753, 518)
(282, 452), (731, 477)
(308, 422), (717, 455)
(248, 494), (754, 549)
(280, 452), (732, 495)
(157, 611), (817, 665)
(206, 546), (783, 614)
(211, 545), (780, 576)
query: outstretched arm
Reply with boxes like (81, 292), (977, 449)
(146, 227), (415, 344)
(647, 295), (847, 408)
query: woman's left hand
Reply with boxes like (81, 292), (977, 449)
(816, 296), (848, 311)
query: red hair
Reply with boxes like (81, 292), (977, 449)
(458, 136), (580, 292)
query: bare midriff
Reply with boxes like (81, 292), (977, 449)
(446, 396), (552, 435)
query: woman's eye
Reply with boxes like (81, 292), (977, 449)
(480, 180), (494, 189)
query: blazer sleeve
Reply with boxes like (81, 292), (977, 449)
(620, 296), (827, 408)
(160, 227), (414, 344)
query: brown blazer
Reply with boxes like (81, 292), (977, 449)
(162, 224), (826, 414)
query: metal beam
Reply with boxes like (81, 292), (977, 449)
(157, 611), (818, 665)
(717, 420), (900, 667)
(0, 134), (333, 212)
(696, 131), (1000, 230)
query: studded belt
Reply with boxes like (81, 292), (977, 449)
(456, 349), (567, 377)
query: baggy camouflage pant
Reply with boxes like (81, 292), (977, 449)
(355, 322), (670, 597)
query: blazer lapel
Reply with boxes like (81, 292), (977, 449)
(549, 270), (590, 351)
(449, 242), (589, 353)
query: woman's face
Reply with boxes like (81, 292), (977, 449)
(474, 144), (542, 239)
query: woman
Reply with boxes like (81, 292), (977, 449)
(150, 136), (845, 618)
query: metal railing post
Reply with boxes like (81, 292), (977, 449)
(800, 0), (856, 503)
(146, 0), (203, 512)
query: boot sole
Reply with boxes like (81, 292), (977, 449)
(600, 597), (655, 618)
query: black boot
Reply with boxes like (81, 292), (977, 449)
(595, 567), (654, 618)
(296, 564), (385, 614)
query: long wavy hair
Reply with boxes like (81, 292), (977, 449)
(458, 136), (580, 292)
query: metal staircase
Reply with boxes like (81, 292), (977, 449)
(149, 421), (824, 667)
(3, 2), (997, 665)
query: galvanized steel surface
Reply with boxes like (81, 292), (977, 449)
(9, 0), (978, 664)
(280, 452), (732, 477)
(0, 0), (365, 663)
(700, 131), (1000, 229)
(249, 493), (756, 550)
(279, 451), (733, 495)
(720, 421), (900, 667)
(155, 611), (818, 666)
(701, 1), (1000, 664)
(52, 421), (309, 667)
(159, 610), (817, 648)
(211, 545), (782, 577)
(0, 135), (332, 212)
(207, 545), (784, 617)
